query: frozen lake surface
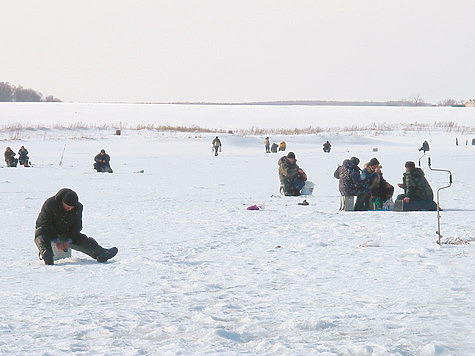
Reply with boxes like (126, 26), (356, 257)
(0, 103), (474, 355)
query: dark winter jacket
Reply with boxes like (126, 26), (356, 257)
(4, 149), (16, 164)
(419, 141), (429, 152)
(278, 156), (305, 191)
(18, 148), (29, 161)
(35, 188), (83, 238)
(400, 168), (433, 200)
(94, 153), (111, 166)
(212, 138), (221, 148)
(359, 165), (379, 194)
(334, 159), (361, 196)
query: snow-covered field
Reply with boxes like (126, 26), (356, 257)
(0, 103), (474, 355)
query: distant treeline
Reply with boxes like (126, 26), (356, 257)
(0, 82), (61, 102)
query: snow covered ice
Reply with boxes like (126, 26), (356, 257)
(0, 103), (474, 355)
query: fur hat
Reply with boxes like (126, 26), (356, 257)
(287, 152), (296, 159)
(369, 157), (380, 166)
(62, 191), (79, 207)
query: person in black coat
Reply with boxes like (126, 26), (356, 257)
(94, 149), (113, 173)
(34, 188), (118, 265)
(18, 146), (30, 166)
(418, 140), (429, 153)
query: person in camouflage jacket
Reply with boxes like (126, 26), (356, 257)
(334, 157), (362, 196)
(278, 152), (307, 196)
(397, 161), (434, 201)
(4, 147), (18, 167)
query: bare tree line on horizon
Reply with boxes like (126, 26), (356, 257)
(0, 82), (61, 102)
(0, 81), (469, 106)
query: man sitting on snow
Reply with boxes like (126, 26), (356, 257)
(278, 151), (307, 196)
(18, 146), (30, 166)
(94, 149), (113, 173)
(4, 147), (18, 167)
(395, 161), (437, 211)
(34, 188), (118, 265)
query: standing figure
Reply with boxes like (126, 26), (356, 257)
(278, 141), (286, 151)
(323, 141), (332, 153)
(34, 188), (118, 265)
(212, 136), (222, 156)
(264, 137), (270, 153)
(418, 140), (430, 153)
(334, 157), (362, 211)
(18, 146), (30, 166)
(4, 147), (18, 167)
(278, 152), (307, 196)
(94, 149), (113, 173)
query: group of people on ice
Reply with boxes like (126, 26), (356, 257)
(4, 146), (30, 167)
(264, 137), (286, 153)
(4, 145), (114, 173)
(334, 157), (394, 211)
(277, 148), (436, 211)
(333, 157), (436, 211)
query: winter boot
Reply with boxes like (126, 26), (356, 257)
(35, 234), (54, 265)
(96, 247), (118, 263)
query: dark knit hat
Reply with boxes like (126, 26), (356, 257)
(350, 156), (360, 165)
(405, 161), (416, 169)
(287, 152), (296, 159)
(369, 157), (380, 166)
(62, 191), (79, 207)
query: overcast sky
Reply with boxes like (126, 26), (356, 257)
(1, 1), (474, 103)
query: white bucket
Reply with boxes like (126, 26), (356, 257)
(51, 242), (72, 261)
(300, 181), (315, 195)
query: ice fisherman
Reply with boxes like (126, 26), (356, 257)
(34, 188), (118, 265)
(323, 141), (332, 153)
(264, 137), (270, 153)
(418, 140), (430, 153)
(4, 147), (18, 167)
(212, 136), (222, 156)
(334, 157), (362, 211)
(278, 151), (307, 196)
(278, 141), (286, 151)
(94, 149), (113, 173)
(366, 162), (394, 210)
(355, 157), (382, 211)
(18, 146), (30, 166)
(396, 161), (437, 210)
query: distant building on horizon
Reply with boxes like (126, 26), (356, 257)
(465, 99), (475, 107)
